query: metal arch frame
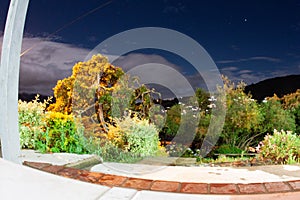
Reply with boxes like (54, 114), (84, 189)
(0, 0), (30, 163)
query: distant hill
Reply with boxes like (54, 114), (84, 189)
(245, 75), (300, 101)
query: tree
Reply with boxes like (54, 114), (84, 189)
(195, 88), (210, 111)
(281, 89), (300, 110)
(220, 76), (263, 149)
(48, 54), (124, 133)
(164, 104), (181, 139)
(48, 54), (157, 136)
(260, 94), (296, 134)
(280, 90), (300, 134)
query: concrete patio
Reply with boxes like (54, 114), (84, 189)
(1, 150), (299, 199)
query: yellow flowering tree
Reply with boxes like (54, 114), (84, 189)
(48, 54), (156, 136)
(48, 54), (124, 133)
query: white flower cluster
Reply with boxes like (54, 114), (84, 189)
(207, 95), (217, 109)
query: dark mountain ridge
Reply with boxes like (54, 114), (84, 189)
(245, 75), (300, 101)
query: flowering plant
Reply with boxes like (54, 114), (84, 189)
(258, 129), (300, 164)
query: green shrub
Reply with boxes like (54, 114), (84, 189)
(88, 114), (165, 163)
(215, 144), (243, 154)
(259, 129), (300, 164)
(291, 105), (300, 134)
(86, 114), (164, 163)
(220, 76), (263, 149)
(106, 114), (162, 159)
(18, 96), (48, 149)
(35, 112), (87, 154)
(87, 139), (142, 163)
(259, 99), (296, 134)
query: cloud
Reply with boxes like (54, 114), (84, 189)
(217, 56), (281, 64)
(110, 53), (182, 72)
(221, 66), (239, 71)
(221, 67), (264, 84)
(238, 70), (252, 74)
(0, 37), (199, 98)
(1, 36), (297, 98)
(220, 64), (299, 85)
(0, 36), (90, 95)
(108, 53), (208, 98)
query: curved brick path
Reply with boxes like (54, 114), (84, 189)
(23, 161), (300, 195)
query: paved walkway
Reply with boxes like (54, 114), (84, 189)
(0, 150), (299, 199)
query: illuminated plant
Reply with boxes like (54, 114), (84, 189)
(18, 95), (50, 149)
(259, 129), (300, 164)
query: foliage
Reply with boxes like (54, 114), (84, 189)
(220, 75), (263, 149)
(166, 144), (201, 158)
(197, 155), (250, 164)
(48, 54), (157, 137)
(163, 97), (199, 143)
(281, 89), (300, 110)
(131, 84), (156, 119)
(48, 54), (124, 133)
(18, 95), (50, 149)
(110, 74), (136, 119)
(19, 96), (87, 154)
(192, 110), (211, 149)
(148, 104), (166, 131)
(166, 143), (188, 157)
(86, 139), (143, 163)
(280, 90), (300, 134)
(111, 74), (158, 120)
(106, 114), (161, 157)
(195, 88), (210, 111)
(164, 104), (181, 138)
(35, 112), (87, 154)
(259, 97), (296, 133)
(258, 129), (300, 164)
(85, 113), (164, 163)
(292, 105), (300, 134)
(47, 76), (74, 114)
(214, 144), (243, 154)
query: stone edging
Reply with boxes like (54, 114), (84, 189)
(23, 161), (300, 195)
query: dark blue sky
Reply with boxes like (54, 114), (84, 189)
(0, 0), (300, 96)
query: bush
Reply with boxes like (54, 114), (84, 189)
(86, 139), (143, 163)
(258, 129), (300, 164)
(106, 114), (162, 158)
(18, 96), (48, 149)
(214, 144), (243, 154)
(88, 114), (166, 162)
(35, 112), (87, 154)
(259, 98), (296, 133)
(293, 106), (300, 134)
(86, 114), (165, 163)
(220, 76), (263, 149)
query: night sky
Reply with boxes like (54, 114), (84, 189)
(0, 0), (300, 97)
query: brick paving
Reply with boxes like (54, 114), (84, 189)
(23, 161), (300, 195)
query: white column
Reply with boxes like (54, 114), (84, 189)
(0, 0), (30, 164)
